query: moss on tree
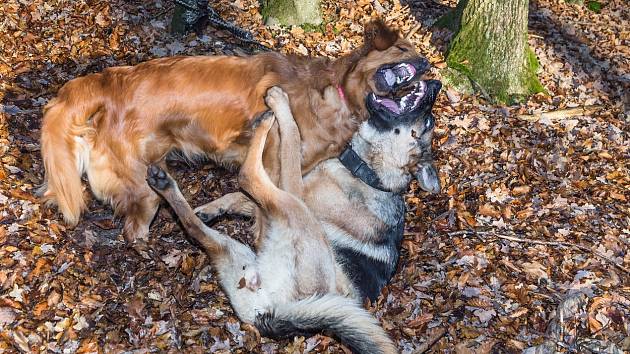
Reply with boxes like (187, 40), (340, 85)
(261, 0), (321, 26)
(437, 0), (544, 103)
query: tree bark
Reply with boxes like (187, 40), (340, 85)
(261, 0), (322, 26)
(171, 0), (208, 35)
(439, 0), (544, 103)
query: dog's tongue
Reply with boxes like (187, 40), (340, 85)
(380, 98), (400, 114)
(384, 69), (396, 86)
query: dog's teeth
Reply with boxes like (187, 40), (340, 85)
(407, 64), (416, 77)
(419, 81), (426, 92)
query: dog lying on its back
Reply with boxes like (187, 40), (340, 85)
(196, 72), (442, 301)
(147, 87), (397, 354)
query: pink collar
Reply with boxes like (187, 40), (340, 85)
(336, 85), (346, 102)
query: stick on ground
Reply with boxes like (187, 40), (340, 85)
(517, 105), (603, 122)
(447, 229), (630, 275)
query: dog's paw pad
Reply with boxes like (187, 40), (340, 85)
(196, 211), (213, 223)
(265, 86), (289, 108)
(251, 110), (275, 130)
(147, 165), (171, 190)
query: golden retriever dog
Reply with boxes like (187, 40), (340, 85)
(146, 87), (397, 354)
(39, 19), (428, 247)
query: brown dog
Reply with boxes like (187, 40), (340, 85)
(39, 20), (427, 246)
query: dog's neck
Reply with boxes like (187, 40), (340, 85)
(348, 124), (413, 194)
(338, 145), (388, 192)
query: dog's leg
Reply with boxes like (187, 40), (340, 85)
(237, 111), (289, 216)
(264, 87), (304, 198)
(147, 165), (231, 255)
(193, 192), (255, 223)
(146, 165), (262, 301)
(118, 186), (160, 257)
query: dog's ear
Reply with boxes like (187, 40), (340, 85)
(364, 19), (399, 51)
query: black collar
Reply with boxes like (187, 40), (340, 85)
(338, 145), (390, 192)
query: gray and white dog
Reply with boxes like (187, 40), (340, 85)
(299, 77), (442, 301)
(196, 74), (442, 302)
(150, 77), (441, 352)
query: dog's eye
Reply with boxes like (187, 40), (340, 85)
(411, 130), (418, 138)
(396, 45), (409, 52)
(394, 128), (400, 135)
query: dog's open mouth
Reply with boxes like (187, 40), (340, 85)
(372, 58), (429, 94)
(371, 81), (426, 115)
(382, 63), (416, 87)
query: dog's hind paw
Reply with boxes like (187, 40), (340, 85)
(250, 110), (275, 130)
(264, 86), (290, 111)
(196, 210), (221, 224)
(147, 164), (172, 191)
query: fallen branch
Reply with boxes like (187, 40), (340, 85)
(517, 105), (603, 122)
(412, 327), (447, 354)
(447, 230), (630, 275)
(405, 23), (422, 39)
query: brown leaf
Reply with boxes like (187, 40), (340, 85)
(478, 203), (501, 218)
(511, 185), (531, 196)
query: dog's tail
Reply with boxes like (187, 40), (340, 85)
(255, 294), (397, 354)
(39, 75), (103, 226)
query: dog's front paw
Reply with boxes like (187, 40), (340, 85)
(264, 86), (290, 110)
(147, 165), (172, 191)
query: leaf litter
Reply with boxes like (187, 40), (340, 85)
(0, 0), (628, 352)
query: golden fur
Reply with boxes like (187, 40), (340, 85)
(39, 20), (423, 244)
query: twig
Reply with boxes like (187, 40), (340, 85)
(447, 230), (630, 275)
(517, 105), (603, 122)
(528, 33), (545, 39)
(412, 327), (447, 354)
(405, 23), (422, 39)
(469, 78), (494, 104)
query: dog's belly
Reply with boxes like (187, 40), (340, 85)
(324, 211), (404, 301)
(304, 162), (406, 301)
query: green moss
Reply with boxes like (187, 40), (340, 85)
(261, 0), (299, 26)
(434, 0), (468, 32)
(441, 67), (474, 95)
(301, 22), (326, 33)
(587, 1), (602, 13)
(524, 46), (546, 95)
(446, 38), (545, 103)
(170, 5), (188, 34)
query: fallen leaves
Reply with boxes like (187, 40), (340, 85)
(0, 0), (628, 352)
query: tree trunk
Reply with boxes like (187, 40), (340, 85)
(439, 0), (544, 103)
(171, 0), (209, 35)
(261, 0), (322, 26)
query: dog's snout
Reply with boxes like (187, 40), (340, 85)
(417, 58), (430, 73)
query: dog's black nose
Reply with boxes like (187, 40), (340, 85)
(415, 58), (430, 74)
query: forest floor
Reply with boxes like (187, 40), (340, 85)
(0, 0), (628, 353)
